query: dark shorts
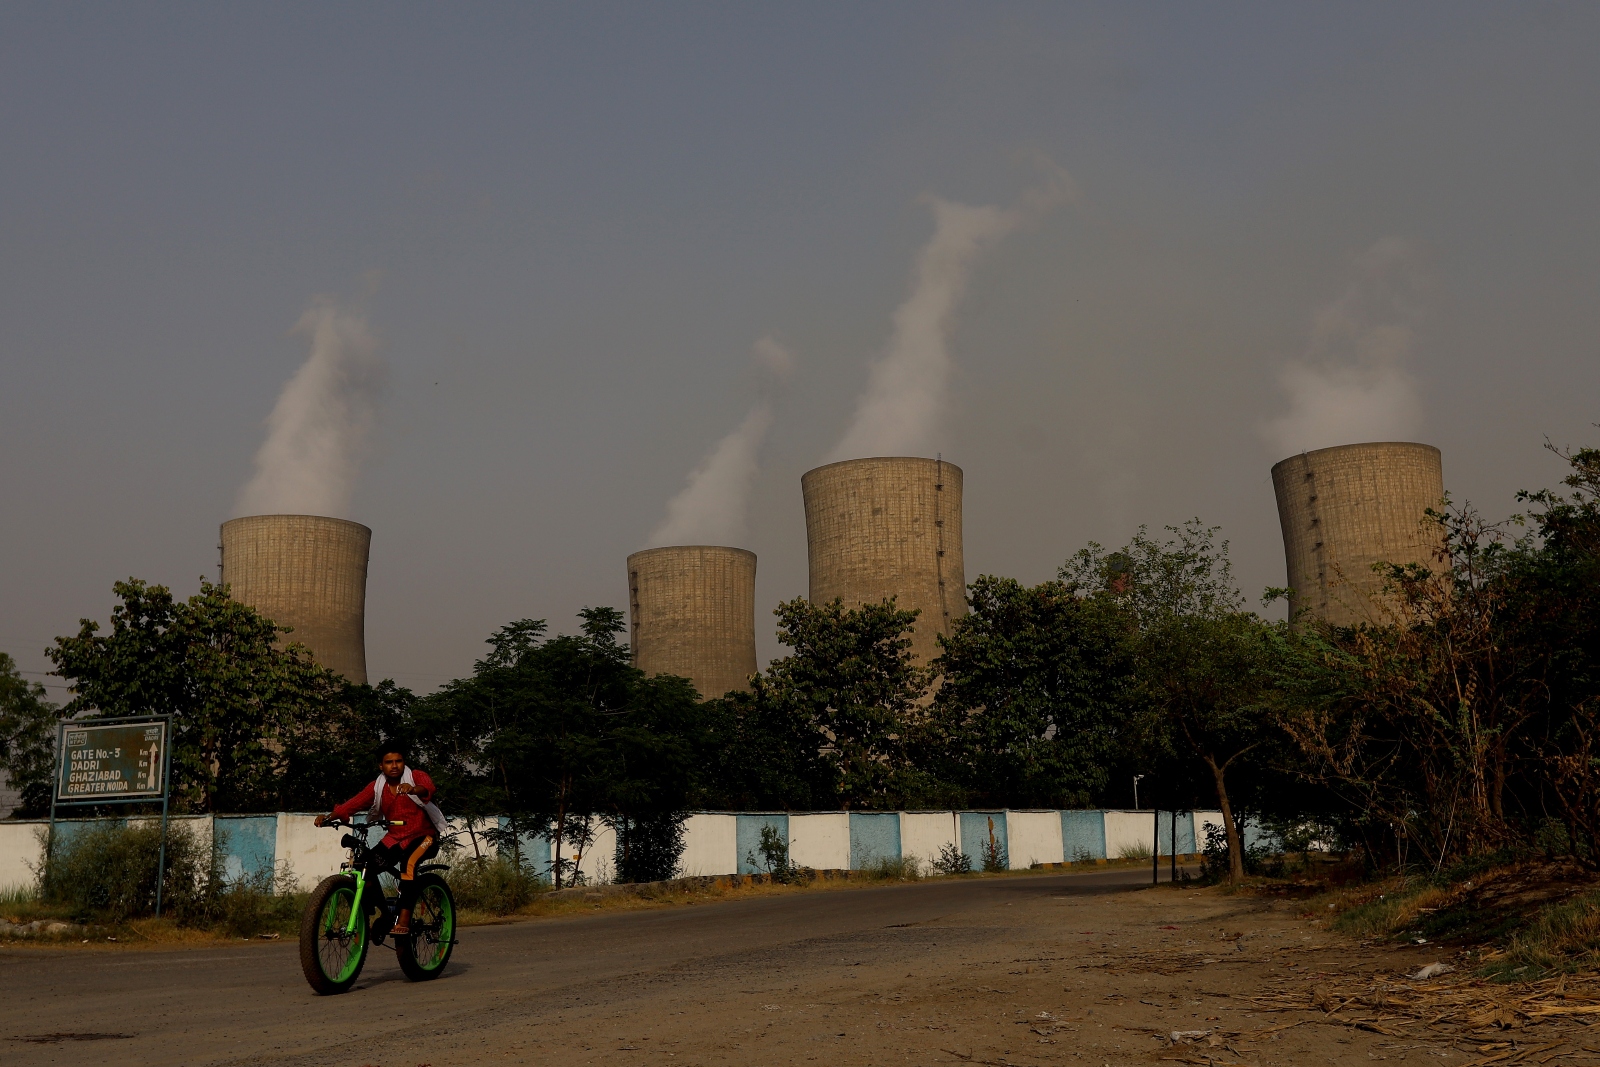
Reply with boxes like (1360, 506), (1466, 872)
(365, 836), (438, 907)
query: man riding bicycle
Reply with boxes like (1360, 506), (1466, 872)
(316, 746), (446, 938)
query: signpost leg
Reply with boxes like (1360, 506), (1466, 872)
(1152, 808), (1159, 885)
(46, 769), (59, 894)
(154, 731), (173, 918)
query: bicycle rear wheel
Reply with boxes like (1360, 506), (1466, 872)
(299, 875), (369, 995)
(397, 873), (455, 981)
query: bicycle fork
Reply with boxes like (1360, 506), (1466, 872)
(344, 870), (367, 936)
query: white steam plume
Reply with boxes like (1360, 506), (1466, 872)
(826, 176), (1070, 462)
(235, 296), (385, 517)
(1263, 238), (1429, 457)
(647, 336), (794, 547)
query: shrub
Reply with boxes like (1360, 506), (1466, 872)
(1197, 819), (1276, 881)
(613, 812), (686, 884)
(746, 824), (803, 884)
(931, 841), (973, 875)
(37, 820), (220, 925)
(216, 865), (303, 938)
(1117, 842), (1153, 861)
(449, 855), (542, 914)
(859, 855), (921, 882)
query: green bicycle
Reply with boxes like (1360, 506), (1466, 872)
(298, 818), (458, 995)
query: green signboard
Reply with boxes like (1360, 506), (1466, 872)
(55, 720), (169, 802)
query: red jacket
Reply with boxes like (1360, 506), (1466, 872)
(332, 769), (440, 848)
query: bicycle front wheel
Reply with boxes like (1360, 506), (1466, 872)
(299, 874), (369, 995)
(397, 873), (456, 981)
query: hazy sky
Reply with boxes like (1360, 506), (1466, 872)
(4, 3), (1598, 698)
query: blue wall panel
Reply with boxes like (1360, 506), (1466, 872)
(1243, 818), (1278, 852)
(1175, 812), (1197, 855)
(737, 814), (788, 875)
(1060, 810), (1106, 861)
(496, 817), (554, 883)
(959, 811), (1008, 869)
(848, 813), (901, 869)
(216, 815), (277, 884)
(48, 817), (124, 853)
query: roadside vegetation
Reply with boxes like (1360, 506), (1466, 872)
(1, 437), (1598, 970)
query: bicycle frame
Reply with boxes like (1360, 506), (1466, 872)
(325, 816), (462, 939)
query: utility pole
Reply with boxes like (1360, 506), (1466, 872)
(1171, 811), (1178, 883)
(1133, 774), (1145, 810)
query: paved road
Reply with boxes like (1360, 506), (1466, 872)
(1, 868), (1161, 1066)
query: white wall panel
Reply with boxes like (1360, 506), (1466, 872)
(899, 812), (960, 875)
(276, 813), (348, 889)
(1004, 810), (1064, 868)
(0, 821), (41, 892)
(678, 813), (737, 876)
(789, 813), (850, 870)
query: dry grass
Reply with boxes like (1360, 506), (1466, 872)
(1325, 881), (1454, 939)
(1494, 888), (1600, 979)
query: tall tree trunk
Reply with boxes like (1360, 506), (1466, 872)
(1205, 754), (1245, 882)
(1489, 741), (1507, 822)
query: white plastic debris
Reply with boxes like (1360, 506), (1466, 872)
(1170, 1030), (1211, 1044)
(1411, 962), (1455, 980)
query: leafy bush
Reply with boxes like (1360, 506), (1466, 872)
(746, 824), (803, 884)
(931, 842), (973, 875)
(1070, 846), (1098, 865)
(215, 866), (304, 938)
(981, 835), (1009, 872)
(38, 820), (219, 924)
(34, 821), (308, 933)
(449, 855), (542, 914)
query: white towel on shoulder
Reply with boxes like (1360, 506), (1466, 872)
(367, 766), (448, 837)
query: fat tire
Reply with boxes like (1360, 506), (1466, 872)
(299, 874), (369, 995)
(397, 873), (456, 982)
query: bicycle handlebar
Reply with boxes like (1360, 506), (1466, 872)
(321, 816), (390, 831)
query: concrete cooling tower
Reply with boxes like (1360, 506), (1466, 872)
(801, 456), (965, 665)
(1271, 442), (1445, 627)
(219, 515), (372, 683)
(627, 546), (758, 700)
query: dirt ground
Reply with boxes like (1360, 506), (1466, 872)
(464, 881), (1593, 1067)
(5, 868), (1597, 1066)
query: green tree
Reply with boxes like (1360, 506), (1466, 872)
(0, 652), (60, 817)
(695, 683), (837, 810)
(928, 575), (1136, 808)
(276, 677), (416, 812)
(756, 597), (932, 808)
(1063, 521), (1278, 880)
(47, 578), (345, 812)
(409, 608), (704, 886)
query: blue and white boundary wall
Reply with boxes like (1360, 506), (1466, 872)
(0, 809), (1239, 892)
